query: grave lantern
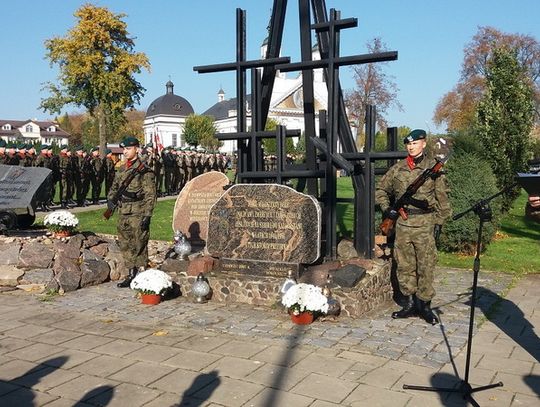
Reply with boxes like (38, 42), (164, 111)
(192, 273), (210, 303)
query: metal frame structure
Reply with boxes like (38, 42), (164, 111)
(194, 0), (407, 260)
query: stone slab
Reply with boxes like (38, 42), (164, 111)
(207, 184), (321, 265)
(172, 171), (229, 246)
(218, 258), (299, 278)
(0, 164), (51, 210)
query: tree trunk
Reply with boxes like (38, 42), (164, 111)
(97, 103), (107, 158)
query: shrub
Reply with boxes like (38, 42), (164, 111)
(439, 151), (502, 254)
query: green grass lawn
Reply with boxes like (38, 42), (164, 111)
(61, 178), (538, 275)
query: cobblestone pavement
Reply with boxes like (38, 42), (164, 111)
(0, 268), (538, 407)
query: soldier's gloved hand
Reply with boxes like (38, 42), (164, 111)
(106, 200), (115, 212)
(140, 216), (151, 231)
(434, 224), (442, 241)
(384, 208), (399, 221)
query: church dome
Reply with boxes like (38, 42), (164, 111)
(145, 81), (194, 118)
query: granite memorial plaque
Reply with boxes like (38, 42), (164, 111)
(172, 171), (229, 246)
(0, 165), (52, 211)
(207, 184), (322, 276)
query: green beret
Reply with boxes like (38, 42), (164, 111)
(75, 145), (84, 151)
(60, 144), (68, 150)
(91, 146), (99, 152)
(146, 142), (153, 148)
(0, 139), (6, 148)
(105, 148), (112, 155)
(7, 143), (16, 149)
(120, 136), (140, 148)
(403, 129), (427, 144)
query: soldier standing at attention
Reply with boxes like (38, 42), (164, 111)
(376, 129), (451, 325)
(108, 136), (156, 288)
(58, 145), (71, 208)
(90, 147), (103, 204)
(0, 139), (6, 164)
(104, 148), (116, 198)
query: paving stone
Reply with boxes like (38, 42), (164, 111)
(293, 352), (355, 377)
(33, 329), (83, 345)
(190, 376), (264, 407)
(0, 380), (21, 396)
(204, 355), (263, 379)
(149, 368), (217, 395)
(12, 365), (81, 392)
(0, 387), (59, 406)
(39, 349), (98, 369)
(493, 371), (540, 396)
(212, 339), (268, 358)
(71, 354), (136, 377)
(290, 372), (358, 404)
(85, 382), (162, 407)
(4, 324), (55, 339)
(47, 374), (119, 401)
(245, 386), (313, 407)
(245, 362), (311, 391)
(108, 361), (176, 386)
(5, 342), (65, 362)
(477, 354), (534, 376)
(343, 382), (411, 406)
(59, 334), (116, 351)
(0, 336), (34, 355)
(174, 334), (230, 352)
(124, 343), (182, 363)
(140, 392), (182, 407)
(162, 349), (223, 372)
(0, 359), (45, 381)
(106, 325), (156, 341)
(92, 339), (145, 357)
(250, 345), (312, 367)
(358, 366), (404, 389)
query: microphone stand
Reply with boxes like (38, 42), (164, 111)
(402, 183), (517, 406)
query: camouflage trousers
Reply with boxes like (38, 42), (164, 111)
(394, 221), (437, 301)
(117, 214), (150, 270)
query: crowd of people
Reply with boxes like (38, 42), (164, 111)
(0, 139), (231, 211)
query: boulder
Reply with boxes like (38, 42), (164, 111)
(337, 238), (358, 260)
(55, 269), (81, 292)
(104, 250), (125, 281)
(0, 265), (25, 286)
(18, 241), (54, 269)
(89, 243), (109, 258)
(331, 264), (366, 288)
(80, 259), (110, 287)
(187, 256), (215, 276)
(20, 268), (54, 285)
(160, 258), (189, 275)
(0, 242), (21, 265)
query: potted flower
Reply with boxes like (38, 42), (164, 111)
(130, 268), (173, 305)
(281, 283), (329, 324)
(43, 210), (79, 238)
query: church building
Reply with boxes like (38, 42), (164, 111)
(143, 41), (354, 153)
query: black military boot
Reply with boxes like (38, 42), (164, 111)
(117, 267), (138, 288)
(417, 298), (439, 325)
(61, 201), (68, 209)
(391, 295), (417, 319)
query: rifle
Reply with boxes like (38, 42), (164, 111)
(379, 154), (450, 236)
(103, 162), (146, 220)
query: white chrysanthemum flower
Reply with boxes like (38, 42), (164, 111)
(281, 283), (329, 315)
(130, 268), (173, 295)
(43, 210), (79, 231)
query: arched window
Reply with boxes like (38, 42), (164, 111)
(25, 125), (33, 133)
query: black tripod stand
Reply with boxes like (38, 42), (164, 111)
(402, 185), (516, 406)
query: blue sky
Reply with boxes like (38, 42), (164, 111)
(2, 0), (539, 132)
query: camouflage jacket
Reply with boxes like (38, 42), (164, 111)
(108, 156), (156, 217)
(375, 155), (452, 226)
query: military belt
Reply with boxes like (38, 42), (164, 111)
(405, 208), (433, 215)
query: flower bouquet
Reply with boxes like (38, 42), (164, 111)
(130, 268), (173, 305)
(43, 210), (79, 237)
(281, 283), (329, 324)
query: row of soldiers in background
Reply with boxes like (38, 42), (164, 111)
(0, 140), (116, 210)
(140, 143), (230, 196)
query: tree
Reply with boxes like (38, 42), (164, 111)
(261, 118), (294, 155)
(40, 4), (150, 156)
(183, 114), (220, 149)
(345, 37), (402, 147)
(474, 47), (535, 211)
(434, 26), (540, 132)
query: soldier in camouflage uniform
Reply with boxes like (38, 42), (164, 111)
(107, 136), (156, 288)
(57, 145), (72, 208)
(376, 129), (451, 325)
(89, 147), (103, 204)
(34, 145), (53, 211)
(104, 148), (116, 198)
(0, 139), (6, 164)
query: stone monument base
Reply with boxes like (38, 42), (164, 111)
(168, 259), (392, 318)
